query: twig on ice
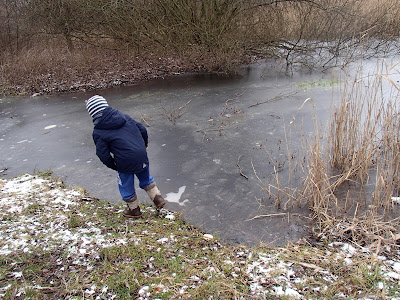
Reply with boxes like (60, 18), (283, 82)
(237, 155), (248, 180)
(246, 213), (287, 221)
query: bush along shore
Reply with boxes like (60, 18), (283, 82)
(0, 173), (399, 299)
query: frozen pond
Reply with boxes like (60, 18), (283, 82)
(1, 58), (399, 246)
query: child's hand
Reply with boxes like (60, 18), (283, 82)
(146, 147), (148, 151)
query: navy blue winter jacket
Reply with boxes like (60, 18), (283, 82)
(92, 107), (149, 174)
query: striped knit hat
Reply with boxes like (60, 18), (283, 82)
(86, 95), (109, 118)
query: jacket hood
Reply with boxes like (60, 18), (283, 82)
(94, 107), (127, 130)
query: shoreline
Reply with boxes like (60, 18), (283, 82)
(7, 66), (205, 98)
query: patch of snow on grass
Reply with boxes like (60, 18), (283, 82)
(1, 174), (46, 195)
(0, 174), (138, 258)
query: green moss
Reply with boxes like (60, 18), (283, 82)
(35, 169), (54, 178)
(297, 79), (339, 90)
(68, 214), (85, 228)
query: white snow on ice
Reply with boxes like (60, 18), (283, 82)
(165, 186), (189, 205)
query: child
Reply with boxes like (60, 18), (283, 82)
(86, 95), (166, 218)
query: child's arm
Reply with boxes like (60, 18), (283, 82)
(93, 136), (117, 170)
(135, 121), (149, 148)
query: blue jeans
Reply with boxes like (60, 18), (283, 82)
(117, 167), (154, 201)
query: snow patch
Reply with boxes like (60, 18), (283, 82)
(165, 186), (189, 205)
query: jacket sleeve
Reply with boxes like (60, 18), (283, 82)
(93, 134), (117, 171)
(135, 121), (149, 147)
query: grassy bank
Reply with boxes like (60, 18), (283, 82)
(0, 173), (399, 299)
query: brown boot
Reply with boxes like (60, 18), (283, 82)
(145, 183), (166, 208)
(123, 195), (142, 218)
(153, 194), (166, 208)
(123, 206), (142, 218)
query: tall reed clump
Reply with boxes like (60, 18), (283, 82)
(327, 62), (400, 213)
(264, 61), (400, 250)
(372, 73), (400, 214)
(317, 63), (400, 248)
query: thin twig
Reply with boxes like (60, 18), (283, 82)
(195, 127), (224, 133)
(251, 159), (263, 184)
(246, 213), (287, 221)
(248, 91), (297, 108)
(161, 99), (192, 123)
(237, 155), (248, 180)
(178, 99), (192, 111)
(141, 114), (151, 127)
(287, 260), (325, 272)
